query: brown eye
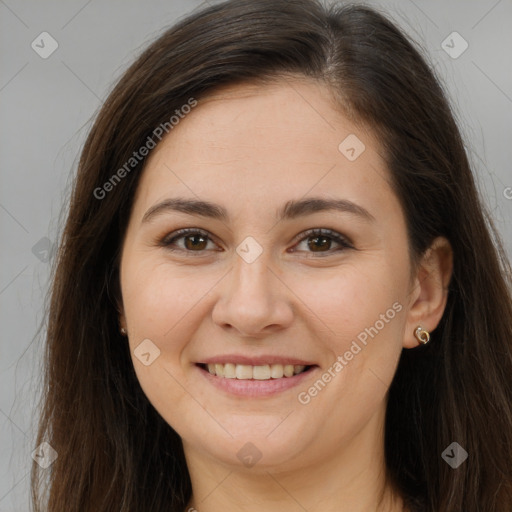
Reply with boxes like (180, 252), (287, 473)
(161, 227), (352, 257)
(307, 234), (334, 252)
(292, 228), (353, 256)
(183, 233), (208, 251)
(161, 229), (216, 253)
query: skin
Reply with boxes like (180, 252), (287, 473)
(118, 77), (453, 512)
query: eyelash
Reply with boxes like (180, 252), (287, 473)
(159, 227), (353, 257)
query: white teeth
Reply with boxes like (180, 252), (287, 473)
(204, 363), (308, 380)
(270, 364), (283, 378)
(283, 364), (294, 377)
(235, 364), (253, 379)
(223, 363), (236, 379)
(253, 365), (271, 380)
(214, 364), (224, 377)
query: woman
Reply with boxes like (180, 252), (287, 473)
(31, 1), (512, 511)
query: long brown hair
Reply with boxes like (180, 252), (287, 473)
(31, 1), (512, 510)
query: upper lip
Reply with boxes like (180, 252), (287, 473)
(199, 355), (316, 366)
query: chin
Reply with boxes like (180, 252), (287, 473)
(185, 419), (316, 470)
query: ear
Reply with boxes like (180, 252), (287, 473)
(111, 285), (126, 333)
(118, 304), (127, 333)
(403, 236), (453, 348)
(115, 289), (127, 332)
(108, 262), (127, 332)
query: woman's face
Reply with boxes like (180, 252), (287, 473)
(119, 78), (419, 472)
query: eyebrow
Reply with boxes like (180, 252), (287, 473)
(141, 196), (375, 225)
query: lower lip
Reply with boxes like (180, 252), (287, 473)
(196, 364), (317, 397)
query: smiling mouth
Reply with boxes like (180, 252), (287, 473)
(197, 363), (314, 380)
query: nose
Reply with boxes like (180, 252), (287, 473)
(211, 252), (294, 338)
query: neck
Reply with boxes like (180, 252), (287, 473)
(182, 407), (405, 512)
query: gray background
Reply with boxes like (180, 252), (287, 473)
(1, 0), (511, 510)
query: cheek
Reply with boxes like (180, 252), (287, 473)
(279, 262), (406, 447)
(121, 260), (214, 427)
(289, 260), (404, 351)
(291, 259), (406, 404)
(122, 259), (212, 340)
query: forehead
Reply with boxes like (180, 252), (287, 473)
(131, 78), (394, 220)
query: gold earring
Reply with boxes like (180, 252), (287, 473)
(120, 327), (127, 336)
(414, 326), (430, 345)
